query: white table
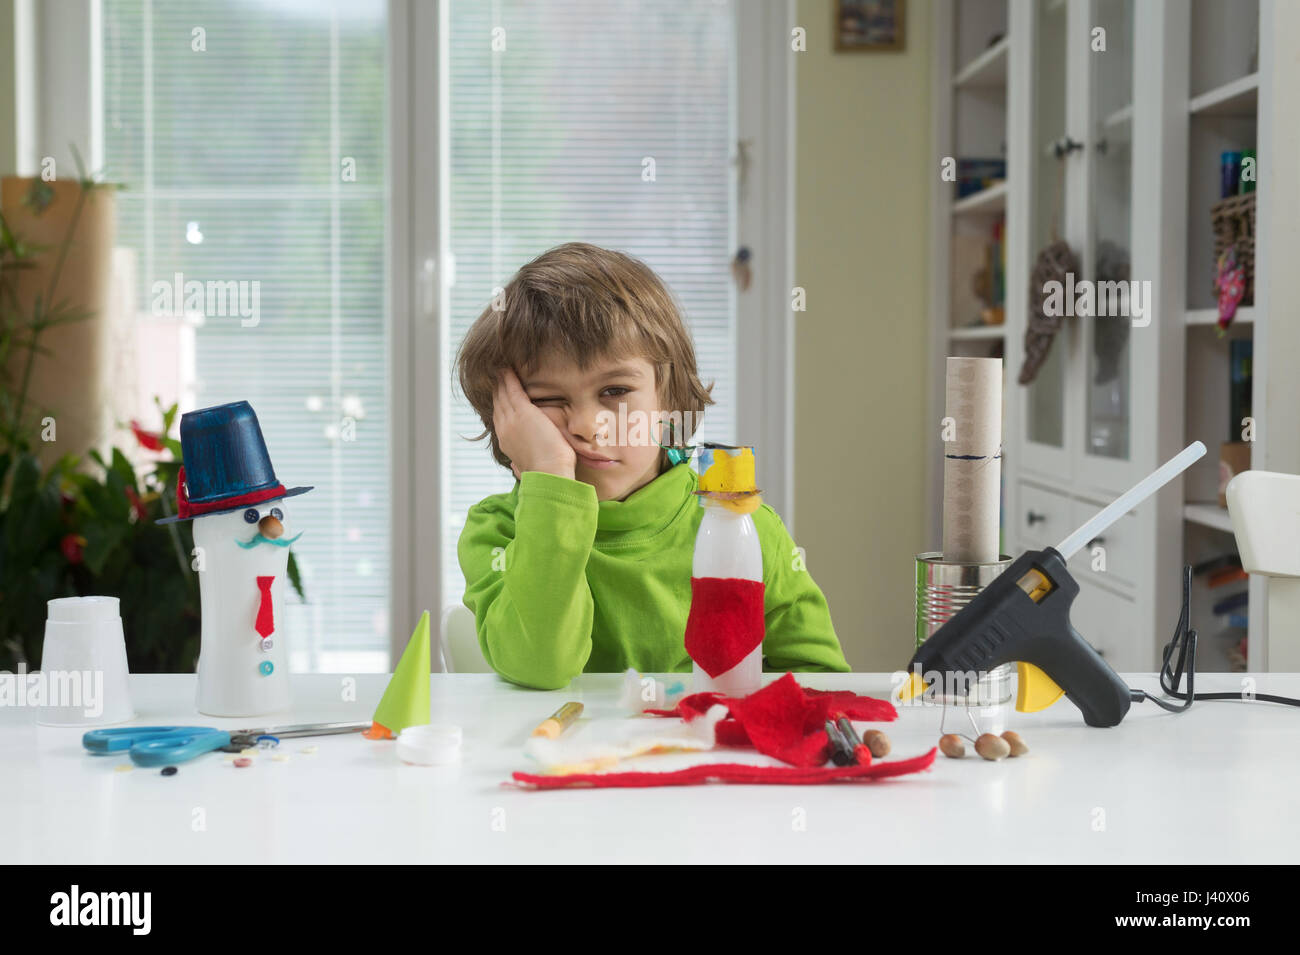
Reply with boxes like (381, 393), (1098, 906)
(4, 671), (1296, 864)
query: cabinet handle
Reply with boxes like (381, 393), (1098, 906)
(1027, 510), (1047, 526)
(1047, 135), (1085, 159)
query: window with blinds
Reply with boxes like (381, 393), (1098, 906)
(444, 0), (738, 609)
(102, 0), (391, 671)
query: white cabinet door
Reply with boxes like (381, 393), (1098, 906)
(1013, 0), (1142, 495)
(1011, 0), (1075, 483)
(1017, 481), (1073, 550)
(1070, 575), (1142, 670)
(1075, 0), (1142, 496)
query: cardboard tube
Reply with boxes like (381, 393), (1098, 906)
(942, 357), (1002, 563)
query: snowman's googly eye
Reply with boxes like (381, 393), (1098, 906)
(243, 508), (260, 524)
(270, 507), (283, 521)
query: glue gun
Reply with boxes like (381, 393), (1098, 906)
(899, 441), (1207, 727)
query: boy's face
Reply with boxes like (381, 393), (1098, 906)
(521, 351), (667, 502)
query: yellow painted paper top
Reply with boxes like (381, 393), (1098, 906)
(696, 445), (758, 494)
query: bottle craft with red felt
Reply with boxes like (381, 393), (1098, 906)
(683, 445), (765, 697)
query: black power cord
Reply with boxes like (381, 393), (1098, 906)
(1131, 565), (1300, 712)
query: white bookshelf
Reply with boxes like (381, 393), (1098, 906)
(1180, 1), (1269, 671)
(950, 325), (1007, 341)
(951, 180), (1008, 215)
(1188, 72), (1259, 117)
(1186, 306), (1254, 326)
(1103, 103), (1133, 131)
(1184, 503), (1236, 534)
(928, 0), (1010, 505)
(930, 0), (1299, 673)
(954, 35), (1009, 87)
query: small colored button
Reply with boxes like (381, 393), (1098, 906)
(259, 637), (274, 652)
(161, 766), (178, 776)
(259, 660), (274, 676)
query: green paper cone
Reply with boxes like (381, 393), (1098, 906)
(366, 610), (431, 739)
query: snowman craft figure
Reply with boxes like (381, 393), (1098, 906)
(158, 401), (311, 717)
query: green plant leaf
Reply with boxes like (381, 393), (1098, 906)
(157, 398), (179, 434)
(287, 550), (305, 600)
(71, 144), (87, 184)
(0, 212), (16, 251)
(81, 520), (126, 576)
(3, 454), (62, 565)
(36, 303), (94, 330)
(22, 180), (54, 215)
(109, 447), (137, 488)
(6, 453), (38, 513)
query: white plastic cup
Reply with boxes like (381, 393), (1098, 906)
(37, 596), (135, 726)
(396, 724), (462, 765)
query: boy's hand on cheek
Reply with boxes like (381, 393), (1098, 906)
(494, 368), (577, 481)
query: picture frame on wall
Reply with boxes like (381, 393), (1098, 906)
(835, 0), (905, 52)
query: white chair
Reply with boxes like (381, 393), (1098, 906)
(439, 604), (492, 673)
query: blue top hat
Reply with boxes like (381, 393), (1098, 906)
(156, 400), (312, 524)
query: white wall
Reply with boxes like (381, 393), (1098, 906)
(794, 0), (932, 669)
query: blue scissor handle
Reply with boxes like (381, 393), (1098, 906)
(129, 730), (232, 767)
(83, 726), (213, 753)
(83, 726), (232, 767)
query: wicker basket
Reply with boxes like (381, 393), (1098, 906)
(1211, 192), (1256, 305)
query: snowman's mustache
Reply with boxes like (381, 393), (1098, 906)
(237, 531), (303, 550)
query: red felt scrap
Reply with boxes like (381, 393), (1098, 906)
(644, 672), (898, 768)
(683, 576), (766, 677)
(727, 670), (837, 766)
(510, 747), (937, 789)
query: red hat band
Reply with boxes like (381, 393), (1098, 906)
(176, 465), (289, 520)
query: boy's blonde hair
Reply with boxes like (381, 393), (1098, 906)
(456, 242), (714, 470)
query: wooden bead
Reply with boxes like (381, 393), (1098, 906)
(975, 733), (1010, 760)
(1001, 730), (1028, 756)
(939, 734), (965, 758)
(864, 729), (891, 758)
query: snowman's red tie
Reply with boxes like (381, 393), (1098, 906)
(255, 575), (275, 637)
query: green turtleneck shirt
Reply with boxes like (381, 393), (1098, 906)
(458, 462), (850, 690)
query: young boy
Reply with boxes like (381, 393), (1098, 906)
(456, 242), (849, 689)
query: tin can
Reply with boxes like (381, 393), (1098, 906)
(914, 552), (1014, 705)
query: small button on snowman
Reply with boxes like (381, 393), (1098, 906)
(158, 401), (312, 717)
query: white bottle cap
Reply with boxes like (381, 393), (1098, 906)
(396, 724), (462, 766)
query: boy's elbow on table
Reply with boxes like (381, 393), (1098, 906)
(481, 639), (587, 690)
(476, 618), (591, 690)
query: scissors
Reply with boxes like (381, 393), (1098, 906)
(83, 721), (370, 767)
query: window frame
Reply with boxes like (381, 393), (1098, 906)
(34, 0), (795, 667)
